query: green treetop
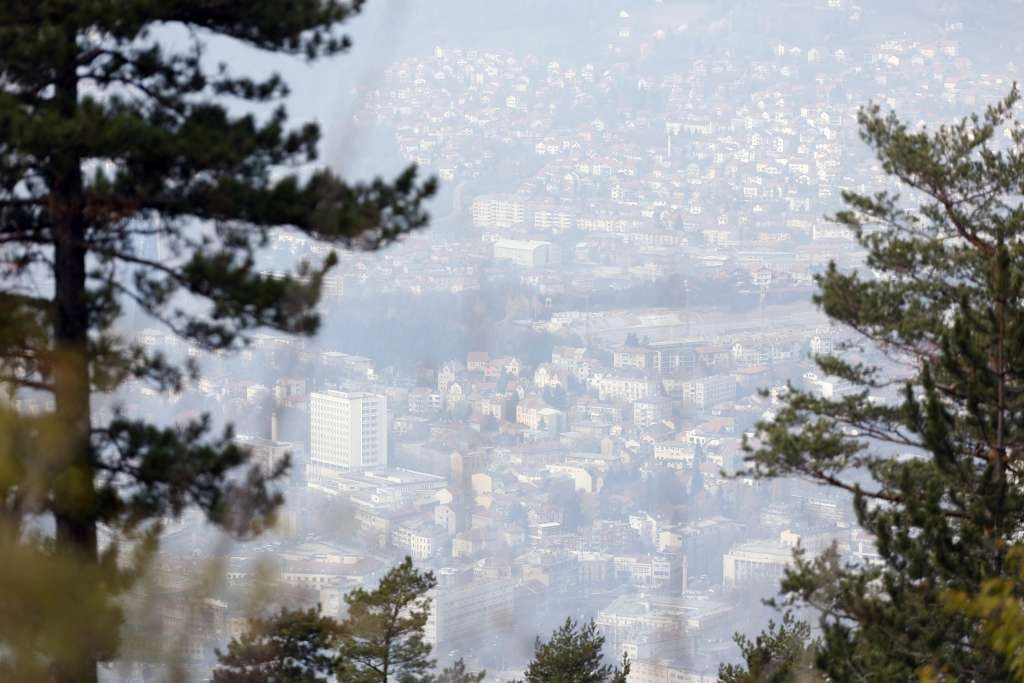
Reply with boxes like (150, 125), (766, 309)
(213, 606), (341, 683)
(214, 558), (487, 683)
(335, 557), (438, 683)
(521, 618), (629, 683)
(717, 611), (819, 683)
(435, 659), (487, 683)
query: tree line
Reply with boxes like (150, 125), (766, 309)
(212, 556), (628, 683)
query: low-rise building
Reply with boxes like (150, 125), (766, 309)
(679, 375), (736, 409)
(633, 396), (675, 428)
(722, 532), (800, 586)
(493, 239), (559, 268)
(599, 374), (659, 403)
(391, 519), (448, 560)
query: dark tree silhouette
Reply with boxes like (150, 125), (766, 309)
(521, 618), (629, 683)
(213, 607), (340, 683)
(742, 89), (1024, 679)
(718, 612), (818, 683)
(0, 2), (435, 680)
(436, 658), (487, 683)
(335, 557), (437, 682)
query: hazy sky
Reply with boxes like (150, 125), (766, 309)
(201, 0), (421, 179)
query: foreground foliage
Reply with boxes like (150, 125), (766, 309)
(213, 559), (485, 683)
(212, 607), (340, 683)
(718, 612), (819, 683)
(216, 562), (633, 683)
(739, 88), (1024, 679)
(335, 557), (438, 682)
(435, 659), (487, 683)
(521, 618), (629, 683)
(926, 546), (1024, 682)
(0, 1), (435, 680)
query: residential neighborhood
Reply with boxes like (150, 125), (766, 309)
(79, 1), (1024, 680)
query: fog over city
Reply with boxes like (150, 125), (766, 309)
(39, 0), (1024, 680)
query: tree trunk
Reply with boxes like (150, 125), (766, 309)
(51, 24), (98, 683)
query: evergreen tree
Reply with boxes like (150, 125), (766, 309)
(717, 612), (819, 683)
(741, 88), (1024, 679)
(213, 607), (341, 683)
(0, 2), (435, 681)
(435, 658), (486, 683)
(213, 561), (486, 683)
(335, 557), (437, 682)
(521, 618), (629, 683)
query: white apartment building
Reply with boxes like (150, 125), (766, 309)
(634, 396), (675, 428)
(803, 372), (857, 400)
(533, 205), (576, 230)
(613, 346), (656, 370)
(598, 374), (658, 402)
(649, 341), (699, 373)
(471, 194), (526, 228)
(629, 659), (718, 683)
(611, 554), (679, 589)
(309, 390), (388, 470)
(722, 531), (802, 586)
(680, 375), (736, 409)
(653, 442), (696, 466)
(596, 592), (733, 664)
(552, 346), (587, 374)
(232, 434), (300, 478)
(391, 520), (447, 560)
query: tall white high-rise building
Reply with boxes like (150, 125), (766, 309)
(309, 390), (388, 470)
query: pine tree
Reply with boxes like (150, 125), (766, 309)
(213, 561), (487, 683)
(717, 612), (819, 683)
(0, 2), (435, 681)
(741, 88), (1024, 679)
(521, 618), (629, 683)
(435, 658), (486, 683)
(213, 607), (341, 683)
(335, 557), (437, 682)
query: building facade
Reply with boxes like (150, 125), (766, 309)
(679, 375), (736, 409)
(309, 390), (388, 470)
(425, 571), (515, 647)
